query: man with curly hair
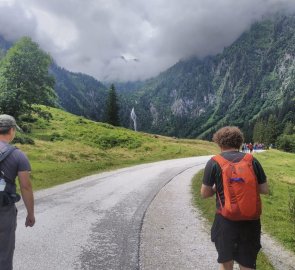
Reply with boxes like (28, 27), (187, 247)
(201, 126), (269, 270)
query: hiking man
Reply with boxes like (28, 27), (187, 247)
(0, 115), (35, 270)
(201, 126), (269, 270)
(248, 143), (254, 154)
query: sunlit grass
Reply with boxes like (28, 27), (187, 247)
(254, 150), (295, 253)
(15, 106), (219, 190)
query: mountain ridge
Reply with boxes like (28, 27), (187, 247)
(118, 14), (295, 140)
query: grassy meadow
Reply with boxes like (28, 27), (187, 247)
(255, 150), (295, 253)
(192, 149), (295, 269)
(14, 106), (218, 190)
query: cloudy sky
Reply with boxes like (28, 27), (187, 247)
(0, 0), (295, 81)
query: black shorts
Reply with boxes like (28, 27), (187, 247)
(211, 214), (261, 269)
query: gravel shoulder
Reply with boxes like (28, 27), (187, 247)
(261, 233), (295, 270)
(140, 165), (218, 270)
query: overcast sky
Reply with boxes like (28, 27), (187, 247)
(0, 0), (295, 82)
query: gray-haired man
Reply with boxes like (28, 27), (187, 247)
(0, 115), (35, 270)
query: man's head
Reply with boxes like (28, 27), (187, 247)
(0, 114), (20, 142)
(213, 126), (244, 150)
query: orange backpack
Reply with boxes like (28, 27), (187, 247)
(212, 153), (261, 221)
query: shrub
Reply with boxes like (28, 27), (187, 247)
(50, 132), (64, 142)
(13, 134), (35, 145)
(276, 134), (295, 153)
(19, 123), (33, 133)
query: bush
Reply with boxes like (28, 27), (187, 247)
(13, 134), (35, 145)
(94, 133), (142, 149)
(50, 132), (64, 142)
(276, 134), (295, 153)
(19, 123), (33, 133)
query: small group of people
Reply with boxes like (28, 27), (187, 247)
(0, 114), (268, 270)
(241, 143), (265, 153)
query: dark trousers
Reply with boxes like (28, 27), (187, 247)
(0, 205), (17, 270)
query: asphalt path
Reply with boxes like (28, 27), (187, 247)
(14, 156), (211, 270)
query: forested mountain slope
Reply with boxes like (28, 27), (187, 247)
(119, 14), (295, 140)
(50, 64), (108, 121)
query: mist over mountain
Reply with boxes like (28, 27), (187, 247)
(2, 1), (295, 81)
(0, 13), (295, 144)
(118, 14), (295, 140)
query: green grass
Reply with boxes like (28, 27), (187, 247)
(192, 169), (275, 270)
(15, 106), (219, 190)
(254, 150), (295, 253)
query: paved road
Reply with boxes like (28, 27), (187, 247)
(14, 156), (211, 270)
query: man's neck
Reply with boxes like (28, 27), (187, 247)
(221, 148), (239, 152)
(0, 137), (11, 143)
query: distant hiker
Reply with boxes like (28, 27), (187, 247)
(248, 143), (253, 153)
(201, 126), (269, 270)
(0, 115), (35, 270)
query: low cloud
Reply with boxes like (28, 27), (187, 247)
(1, 0), (295, 81)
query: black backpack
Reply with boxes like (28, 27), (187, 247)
(0, 145), (20, 206)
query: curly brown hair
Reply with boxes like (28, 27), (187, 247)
(213, 126), (244, 149)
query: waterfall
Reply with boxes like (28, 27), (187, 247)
(130, 107), (137, 131)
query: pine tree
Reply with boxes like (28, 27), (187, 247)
(264, 114), (279, 146)
(106, 84), (120, 126)
(253, 119), (265, 143)
(0, 37), (57, 118)
(283, 122), (294, 135)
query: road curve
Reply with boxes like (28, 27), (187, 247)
(14, 156), (211, 270)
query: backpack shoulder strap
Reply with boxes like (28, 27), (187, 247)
(0, 145), (16, 163)
(242, 153), (253, 162)
(212, 154), (229, 167)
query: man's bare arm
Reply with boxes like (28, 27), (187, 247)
(200, 184), (216, 198)
(18, 171), (35, 227)
(259, 182), (269, 195)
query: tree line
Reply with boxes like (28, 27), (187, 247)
(252, 99), (295, 153)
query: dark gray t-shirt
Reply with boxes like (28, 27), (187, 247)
(0, 142), (31, 194)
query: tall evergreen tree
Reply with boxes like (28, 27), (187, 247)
(283, 122), (294, 135)
(106, 84), (120, 126)
(264, 114), (279, 146)
(253, 119), (265, 143)
(0, 37), (57, 118)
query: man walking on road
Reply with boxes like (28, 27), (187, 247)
(201, 126), (269, 270)
(0, 115), (35, 270)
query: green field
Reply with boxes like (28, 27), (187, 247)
(15, 106), (218, 190)
(255, 150), (295, 253)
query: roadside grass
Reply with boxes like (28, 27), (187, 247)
(192, 169), (275, 269)
(254, 150), (295, 253)
(15, 106), (218, 190)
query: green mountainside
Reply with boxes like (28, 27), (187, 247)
(118, 14), (295, 140)
(50, 64), (108, 121)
